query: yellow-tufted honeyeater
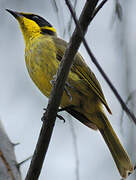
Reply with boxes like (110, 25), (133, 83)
(6, 9), (133, 178)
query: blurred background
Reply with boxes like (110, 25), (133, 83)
(0, 0), (136, 179)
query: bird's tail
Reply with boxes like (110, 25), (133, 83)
(97, 112), (133, 179)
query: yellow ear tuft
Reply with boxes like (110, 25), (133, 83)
(44, 26), (56, 33)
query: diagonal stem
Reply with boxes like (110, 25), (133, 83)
(91, 0), (108, 20)
(65, 0), (136, 124)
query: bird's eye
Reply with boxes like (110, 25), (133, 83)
(33, 15), (39, 20)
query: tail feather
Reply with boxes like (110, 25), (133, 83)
(97, 112), (133, 179)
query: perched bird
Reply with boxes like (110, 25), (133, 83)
(6, 9), (133, 178)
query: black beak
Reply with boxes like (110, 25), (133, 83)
(6, 9), (22, 19)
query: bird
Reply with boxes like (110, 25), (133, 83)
(6, 9), (133, 178)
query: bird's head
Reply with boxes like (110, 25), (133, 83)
(6, 9), (57, 43)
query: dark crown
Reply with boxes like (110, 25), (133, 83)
(21, 13), (53, 27)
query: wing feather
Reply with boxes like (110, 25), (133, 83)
(52, 37), (112, 114)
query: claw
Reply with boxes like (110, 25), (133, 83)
(58, 105), (76, 112)
(42, 108), (66, 123)
(65, 82), (74, 101)
(64, 86), (72, 101)
(50, 74), (57, 86)
(57, 114), (66, 123)
(50, 75), (74, 101)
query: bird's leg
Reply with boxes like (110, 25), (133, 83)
(42, 105), (76, 122)
(50, 74), (57, 86)
(64, 82), (73, 101)
(50, 75), (74, 101)
(58, 105), (76, 112)
(42, 108), (66, 123)
(56, 114), (65, 123)
(57, 105), (77, 122)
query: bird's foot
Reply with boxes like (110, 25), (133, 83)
(50, 74), (57, 86)
(42, 108), (66, 123)
(58, 105), (76, 112)
(64, 82), (74, 101)
(50, 75), (74, 102)
(56, 114), (66, 123)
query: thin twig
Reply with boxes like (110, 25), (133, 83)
(91, 0), (108, 20)
(65, 0), (136, 125)
(51, 0), (66, 37)
(25, 1), (99, 180)
(17, 156), (32, 167)
(12, 142), (20, 147)
(64, 3), (108, 178)
(68, 116), (79, 180)
(120, 90), (136, 131)
(115, 0), (123, 21)
(0, 150), (15, 180)
(51, 0), (59, 13)
(68, 0), (78, 36)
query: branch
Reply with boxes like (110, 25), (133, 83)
(67, 0), (78, 36)
(17, 156), (32, 167)
(120, 90), (136, 131)
(91, 0), (108, 20)
(25, 0), (99, 180)
(65, 0), (136, 124)
(68, 117), (79, 180)
(0, 120), (21, 180)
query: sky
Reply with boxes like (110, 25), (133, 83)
(0, 0), (136, 179)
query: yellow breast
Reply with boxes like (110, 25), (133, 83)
(25, 35), (59, 97)
(24, 34), (101, 116)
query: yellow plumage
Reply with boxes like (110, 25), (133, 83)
(7, 9), (133, 178)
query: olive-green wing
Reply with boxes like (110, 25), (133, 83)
(52, 37), (112, 114)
